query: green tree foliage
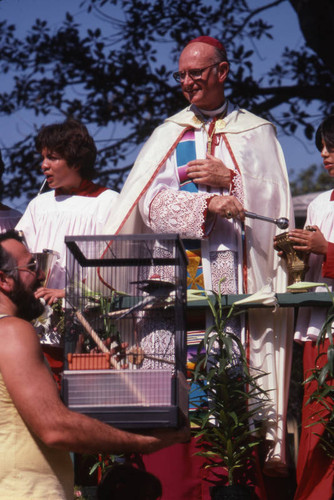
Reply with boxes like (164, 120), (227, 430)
(0, 0), (333, 201)
(290, 164), (333, 196)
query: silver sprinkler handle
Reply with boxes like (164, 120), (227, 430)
(244, 211), (289, 229)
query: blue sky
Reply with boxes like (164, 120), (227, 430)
(0, 0), (323, 210)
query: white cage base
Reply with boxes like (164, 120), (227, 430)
(62, 369), (188, 428)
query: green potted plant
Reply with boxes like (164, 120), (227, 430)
(188, 283), (274, 499)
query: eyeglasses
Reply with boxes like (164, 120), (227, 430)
(12, 258), (40, 275)
(173, 63), (220, 83)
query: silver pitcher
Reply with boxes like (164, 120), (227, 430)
(34, 249), (60, 287)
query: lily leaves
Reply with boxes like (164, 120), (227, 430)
(189, 281), (270, 486)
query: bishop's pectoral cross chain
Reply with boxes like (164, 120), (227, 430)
(206, 112), (226, 155)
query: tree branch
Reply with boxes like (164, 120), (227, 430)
(228, 0), (286, 40)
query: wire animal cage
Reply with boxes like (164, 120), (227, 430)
(62, 234), (188, 428)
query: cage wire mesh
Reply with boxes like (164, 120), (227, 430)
(62, 234), (188, 428)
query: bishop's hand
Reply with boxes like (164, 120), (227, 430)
(207, 195), (245, 221)
(186, 154), (232, 188)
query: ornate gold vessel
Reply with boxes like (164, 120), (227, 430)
(275, 232), (309, 291)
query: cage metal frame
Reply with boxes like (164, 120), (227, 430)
(62, 233), (189, 428)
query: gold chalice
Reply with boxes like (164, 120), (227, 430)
(275, 232), (310, 291)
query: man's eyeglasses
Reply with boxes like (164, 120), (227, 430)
(12, 258), (39, 275)
(173, 63), (220, 83)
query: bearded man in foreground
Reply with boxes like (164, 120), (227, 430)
(0, 230), (189, 499)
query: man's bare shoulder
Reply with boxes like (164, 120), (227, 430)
(0, 316), (40, 364)
(0, 314), (35, 332)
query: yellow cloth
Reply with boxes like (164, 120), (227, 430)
(186, 249), (204, 290)
(0, 373), (74, 499)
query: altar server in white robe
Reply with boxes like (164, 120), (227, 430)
(16, 120), (118, 379)
(17, 119), (118, 306)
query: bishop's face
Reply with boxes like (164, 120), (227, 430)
(178, 42), (229, 111)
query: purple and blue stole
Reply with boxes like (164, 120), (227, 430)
(175, 131), (204, 292)
(176, 130), (198, 193)
(176, 131), (206, 411)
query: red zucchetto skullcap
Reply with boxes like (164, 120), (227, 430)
(186, 36), (226, 54)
